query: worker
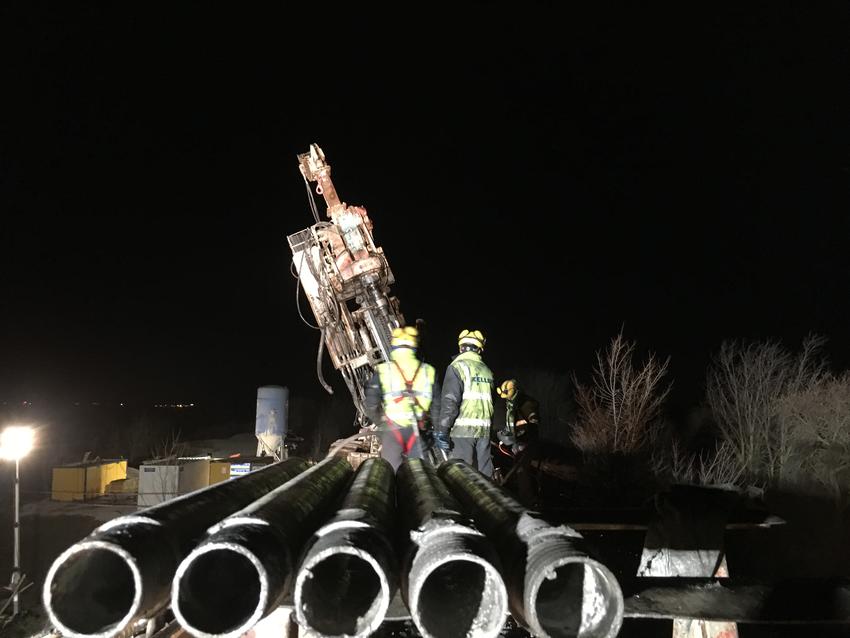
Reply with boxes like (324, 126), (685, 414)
(364, 326), (441, 472)
(434, 329), (495, 477)
(495, 379), (540, 506)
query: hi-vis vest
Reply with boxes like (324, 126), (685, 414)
(376, 352), (436, 429)
(450, 351), (494, 437)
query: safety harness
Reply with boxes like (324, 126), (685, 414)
(386, 359), (426, 455)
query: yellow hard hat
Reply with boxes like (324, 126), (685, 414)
(497, 379), (517, 400)
(391, 326), (419, 349)
(458, 329), (485, 351)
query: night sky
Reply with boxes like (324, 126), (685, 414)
(1, 4), (848, 421)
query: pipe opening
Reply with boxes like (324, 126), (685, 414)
(300, 553), (384, 636)
(418, 559), (503, 638)
(47, 547), (136, 636)
(176, 548), (261, 635)
(534, 562), (622, 638)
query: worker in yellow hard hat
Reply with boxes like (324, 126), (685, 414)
(494, 378), (541, 505)
(364, 325), (441, 471)
(496, 379), (517, 400)
(434, 329), (495, 476)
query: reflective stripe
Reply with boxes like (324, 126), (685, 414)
(454, 418), (492, 427)
(457, 362), (472, 386)
(385, 390), (433, 399)
(506, 399), (515, 434)
(449, 351), (494, 437)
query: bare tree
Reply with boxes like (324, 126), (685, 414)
(653, 438), (746, 487)
(150, 428), (186, 461)
(652, 439), (697, 484)
(775, 371), (850, 504)
(697, 441), (746, 486)
(706, 334), (829, 484)
(571, 331), (672, 454)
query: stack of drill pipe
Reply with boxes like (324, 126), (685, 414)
(42, 457), (310, 638)
(396, 458), (508, 638)
(293, 457), (397, 638)
(438, 459), (624, 638)
(171, 456), (354, 638)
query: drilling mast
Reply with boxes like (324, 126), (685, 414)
(288, 144), (404, 424)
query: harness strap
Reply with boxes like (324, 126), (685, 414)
(387, 419), (418, 454)
(391, 360), (427, 427)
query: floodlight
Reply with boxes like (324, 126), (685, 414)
(0, 426), (34, 461)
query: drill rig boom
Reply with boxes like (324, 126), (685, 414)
(288, 144), (404, 422)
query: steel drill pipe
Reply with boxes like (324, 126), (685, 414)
(294, 457), (397, 638)
(397, 459), (508, 638)
(43, 457), (310, 638)
(438, 460), (624, 638)
(172, 456), (354, 638)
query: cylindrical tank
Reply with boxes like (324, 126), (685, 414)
(255, 386), (288, 458)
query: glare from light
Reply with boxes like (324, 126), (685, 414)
(0, 426), (35, 461)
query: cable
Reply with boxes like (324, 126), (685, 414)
(325, 429), (365, 460)
(317, 327), (334, 395)
(302, 172), (321, 223)
(498, 442), (515, 458)
(294, 252), (320, 330)
(291, 236), (344, 395)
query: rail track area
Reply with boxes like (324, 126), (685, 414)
(27, 455), (850, 638)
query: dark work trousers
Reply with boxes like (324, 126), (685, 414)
(450, 437), (494, 478)
(510, 442), (539, 507)
(380, 425), (424, 472)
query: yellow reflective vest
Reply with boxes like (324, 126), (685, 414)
(376, 351), (437, 428)
(449, 351), (494, 437)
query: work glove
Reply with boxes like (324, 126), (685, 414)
(496, 429), (516, 446)
(433, 431), (452, 451)
(419, 426), (434, 446)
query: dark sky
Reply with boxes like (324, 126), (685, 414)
(1, 3), (848, 418)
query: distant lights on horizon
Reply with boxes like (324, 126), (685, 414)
(0, 401), (196, 408)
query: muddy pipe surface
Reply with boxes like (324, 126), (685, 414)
(294, 457), (397, 638)
(438, 459), (624, 638)
(397, 459), (508, 638)
(172, 456), (354, 638)
(43, 457), (310, 638)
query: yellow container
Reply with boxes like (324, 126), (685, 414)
(51, 467), (86, 501)
(94, 460), (127, 496)
(209, 460), (231, 485)
(51, 460), (128, 501)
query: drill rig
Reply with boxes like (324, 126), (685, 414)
(288, 144), (404, 454)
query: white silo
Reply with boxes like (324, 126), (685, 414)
(255, 385), (288, 460)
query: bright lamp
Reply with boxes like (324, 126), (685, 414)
(0, 426), (34, 461)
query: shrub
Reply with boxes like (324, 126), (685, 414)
(571, 331), (672, 455)
(775, 371), (850, 505)
(705, 334), (829, 486)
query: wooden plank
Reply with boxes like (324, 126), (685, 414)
(541, 508), (785, 531)
(624, 577), (850, 623)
